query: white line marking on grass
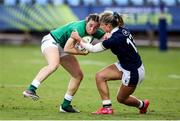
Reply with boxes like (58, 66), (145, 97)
(79, 60), (108, 66)
(141, 87), (179, 90)
(168, 74), (180, 79)
(13, 59), (108, 66)
(26, 60), (44, 64)
(1, 84), (179, 91)
(81, 85), (180, 90)
(13, 59), (44, 64)
(0, 84), (27, 88)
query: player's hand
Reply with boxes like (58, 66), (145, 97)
(82, 50), (89, 55)
(103, 33), (112, 40)
(71, 31), (81, 43)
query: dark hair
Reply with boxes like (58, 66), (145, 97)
(100, 11), (124, 27)
(86, 13), (99, 23)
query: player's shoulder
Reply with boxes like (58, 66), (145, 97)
(117, 27), (131, 37)
(70, 20), (86, 28)
(72, 20), (86, 36)
(75, 20), (86, 26)
(111, 27), (130, 41)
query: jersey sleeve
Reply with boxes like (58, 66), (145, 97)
(92, 28), (105, 39)
(102, 35), (117, 49)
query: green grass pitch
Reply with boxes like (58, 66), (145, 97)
(0, 45), (180, 120)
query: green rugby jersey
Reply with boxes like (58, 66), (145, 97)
(50, 20), (105, 48)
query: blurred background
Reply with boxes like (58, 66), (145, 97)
(0, 1), (180, 119)
(0, 0), (180, 48)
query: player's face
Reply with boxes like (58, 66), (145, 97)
(86, 20), (99, 35)
(100, 23), (112, 33)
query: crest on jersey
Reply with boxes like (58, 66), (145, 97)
(122, 29), (129, 36)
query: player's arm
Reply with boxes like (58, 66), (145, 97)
(64, 37), (88, 55)
(71, 31), (106, 53)
(80, 41), (105, 53)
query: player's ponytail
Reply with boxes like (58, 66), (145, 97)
(113, 12), (124, 27)
(100, 11), (124, 27)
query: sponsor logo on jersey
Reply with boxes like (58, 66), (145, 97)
(122, 29), (129, 36)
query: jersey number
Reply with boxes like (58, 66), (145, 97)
(126, 34), (137, 52)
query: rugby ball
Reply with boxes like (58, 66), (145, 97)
(75, 36), (93, 52)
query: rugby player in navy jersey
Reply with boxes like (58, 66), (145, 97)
(71, 11), (149, 115)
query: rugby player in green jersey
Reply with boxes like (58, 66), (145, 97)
(23, 13), (105, 113)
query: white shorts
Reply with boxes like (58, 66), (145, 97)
(41, 34), (69, 58)
(114, 62), (145, 86)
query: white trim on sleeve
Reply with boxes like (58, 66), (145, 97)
(80, 41), (105, 52)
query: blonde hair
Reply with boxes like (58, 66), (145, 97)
(99, 11), (124, 27)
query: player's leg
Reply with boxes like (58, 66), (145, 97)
(116, 64), (149, 114)
(59, 55), (83, 113)
(92, 64), (122, 114)
(23, 47), (60, 100)
(23, 34), (60, 100)
(117, 85), (149, 114)
(117, 85), (139, 107)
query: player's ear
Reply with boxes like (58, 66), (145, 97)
(107, 24), (113, 31)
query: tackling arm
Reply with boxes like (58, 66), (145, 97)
(80, 41), (105, 53)
(64, 37), (88, 55)
(70, 31), (106, 53)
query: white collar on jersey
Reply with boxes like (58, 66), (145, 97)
(111, 27), (119, 34)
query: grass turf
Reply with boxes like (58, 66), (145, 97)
(0, 45), (180, 120)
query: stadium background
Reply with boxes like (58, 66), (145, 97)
(0, 0), (180, 120)
(0, 0), (180, 47)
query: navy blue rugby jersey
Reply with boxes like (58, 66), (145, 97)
(102, 27), (142, 70)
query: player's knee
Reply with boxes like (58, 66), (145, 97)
(78, 71), (84, 81)
(74, 71), (84, 81)
(47, 63), (59, 72)
(117, 96), (126, 104)
(96, 72), (105, 83)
